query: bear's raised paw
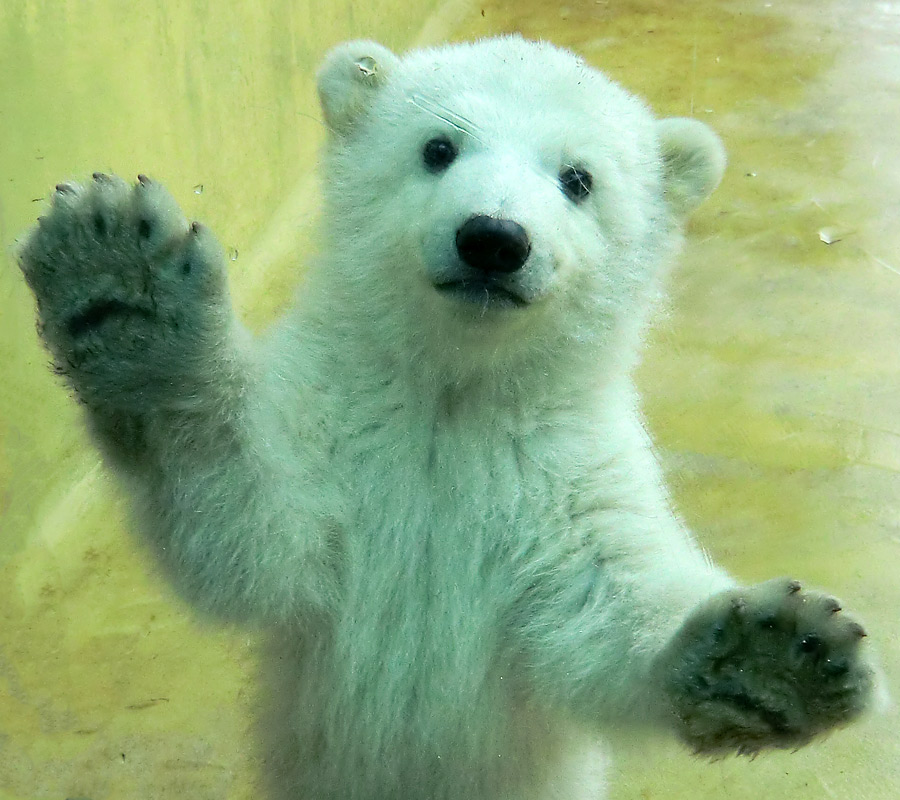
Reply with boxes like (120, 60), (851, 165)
(19, 174), (231, 408)
(659, 577), (875, 756)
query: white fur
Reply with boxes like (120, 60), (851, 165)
(19, 36), (875, 800)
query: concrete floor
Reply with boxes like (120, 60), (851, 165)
(1, 0), (899, 797)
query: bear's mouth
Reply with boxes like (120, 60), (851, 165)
(433, 279), (529, 309)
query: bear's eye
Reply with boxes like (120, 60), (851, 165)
(559, 165), (593, 202)
(423, 136), (458, 173)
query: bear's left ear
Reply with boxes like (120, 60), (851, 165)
(657, 118), (726, 218)
(317, 40), (399, 136)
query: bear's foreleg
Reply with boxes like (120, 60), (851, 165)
(20, 175), (338, 623)
(516, 518), (875, 755)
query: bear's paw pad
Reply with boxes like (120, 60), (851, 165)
(19, 174), (226, 377)
(663, 577), (874, 755)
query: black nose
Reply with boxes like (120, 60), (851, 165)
(455, 215), (531, 274)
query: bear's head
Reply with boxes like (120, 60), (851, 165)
(315, 37), (725, 380)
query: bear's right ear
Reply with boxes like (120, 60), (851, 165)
(317, 40), (399, 136)
(657, 118), (727, 218)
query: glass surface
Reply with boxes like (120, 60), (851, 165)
(1, 0), (898, 797)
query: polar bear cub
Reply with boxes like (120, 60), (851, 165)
(20, 36), (874, 800)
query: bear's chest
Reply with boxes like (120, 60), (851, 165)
(336, 393), (578, 553)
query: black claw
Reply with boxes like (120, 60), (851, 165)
(92, 171), (109, 181)
(849, 623), (867, 639)
(137, 174), (150, 186)
(190, 221), (201, 234)
(55, 183), (75, 194)
(787, 581), (802, 594)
